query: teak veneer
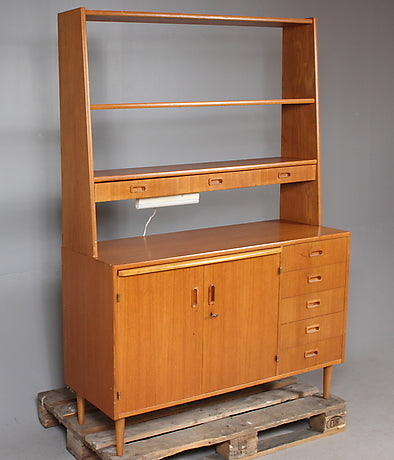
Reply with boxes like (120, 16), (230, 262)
(58, 8), (350, 457)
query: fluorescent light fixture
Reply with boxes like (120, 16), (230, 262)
(136, 193), (200, 209)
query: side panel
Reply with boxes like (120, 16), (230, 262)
(281, 20), (321, 225)
(58, 8), (97, 257)
(202, 254), (280, 393)
(62, 247), (115, 417)
(115, 267), (204, 417)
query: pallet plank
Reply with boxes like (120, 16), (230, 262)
(98, 395), (345, 460)
(87, 383), (317, 450)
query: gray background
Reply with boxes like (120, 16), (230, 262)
(0, 0), (393, 459)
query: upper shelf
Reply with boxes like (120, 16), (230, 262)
(91, 99), (315, 110)
(85, 10), (313, 28)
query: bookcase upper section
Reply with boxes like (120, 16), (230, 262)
(58, 7), (320, 258)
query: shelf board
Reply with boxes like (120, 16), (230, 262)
(97, 220), (349, 269)
(91, 99), (315, 110)
(94, 157), (317, 183)
(85, 10), (313, 28)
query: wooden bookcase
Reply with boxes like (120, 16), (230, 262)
(58, 8), (350, 456)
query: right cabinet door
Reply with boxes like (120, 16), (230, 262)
(202, 253), (280, 394)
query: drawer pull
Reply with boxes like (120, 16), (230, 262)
(306, 324), (320, 334)
(208, 178), (223, 186)
(304, 349), (319, 358)
(130, 185), (146, 193)
(210, 312), (219, 318)
(309, 249), (323, 257)
(306, 299), (321, 309)
(278, 171), (291, 179)
(191, 287), (199, 308)
(308, 274), (322, 283)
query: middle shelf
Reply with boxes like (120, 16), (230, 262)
(94, 156), (317, 202)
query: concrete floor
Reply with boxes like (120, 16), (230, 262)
(1, 352), (393, 460)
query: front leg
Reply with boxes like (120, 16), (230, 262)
(323, 365), (333, 399)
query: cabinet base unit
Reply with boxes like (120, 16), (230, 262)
(58, 9), (351, 456)
(62, 220), (350, 455)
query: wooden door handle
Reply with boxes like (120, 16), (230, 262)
(191, 287), (199, 308)
(208, 284), (215, 305)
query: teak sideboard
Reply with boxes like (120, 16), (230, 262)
(58, 8), (350, 456)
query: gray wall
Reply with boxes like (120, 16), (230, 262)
(1, 0), (393, 448)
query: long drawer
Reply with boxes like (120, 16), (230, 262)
(280, 262), (347, 298)
(94, 165), (316, 202)
(278, 336), (344, 375)
(279, 311), (345, 349)
(281, 237), (348, 272)
(280, 287), (345, 324)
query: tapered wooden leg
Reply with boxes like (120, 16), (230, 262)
(115, 418), (125, 457)
(76, 394), (85, 425)
(323, 365), (333, 399)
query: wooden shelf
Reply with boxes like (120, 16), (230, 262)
(97, 220), (349, 269)
(91, 99), (315, 110)
(94, 157), (317, 182)
(85, 10), (313, 27)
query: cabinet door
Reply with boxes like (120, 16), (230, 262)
(202, 254), (280, 393)
(116, 266), (203, 415)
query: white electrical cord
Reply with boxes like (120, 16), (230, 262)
(142, 208), (157, 237)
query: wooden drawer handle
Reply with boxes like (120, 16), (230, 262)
(208, 178), (223, 186)
(309, 249), (323, 257)
(308, 275), (322, 283)
(306, 299), (321, 309)
(304, 349), (319, 358)
(130, 185), (146, 193)
(278, 171), (291, 179)
(306, 324), (320, 334)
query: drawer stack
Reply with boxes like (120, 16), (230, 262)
(278, 237), (349, 375)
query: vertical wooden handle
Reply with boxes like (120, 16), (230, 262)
(191, 287), (199, 308)
(208, 284), (215, 305)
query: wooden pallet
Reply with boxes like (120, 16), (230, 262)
(37, 378), (346, 460)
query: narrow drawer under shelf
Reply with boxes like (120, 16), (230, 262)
(94, 164), (316, 202)
(279, 311), (345, 349)
(280, 287), (345, 324)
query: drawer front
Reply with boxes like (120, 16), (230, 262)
(280, 262), (346, 298)
(94, 165), (317, 202)
(282, 237), (348, 272)
(278, 336), (344, 375)
(280, 287), (345, 324)
(263, 164), (316, 184)
(279, 311), (345, 349)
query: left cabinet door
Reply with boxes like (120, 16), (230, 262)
(115, 266), (204, 416)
